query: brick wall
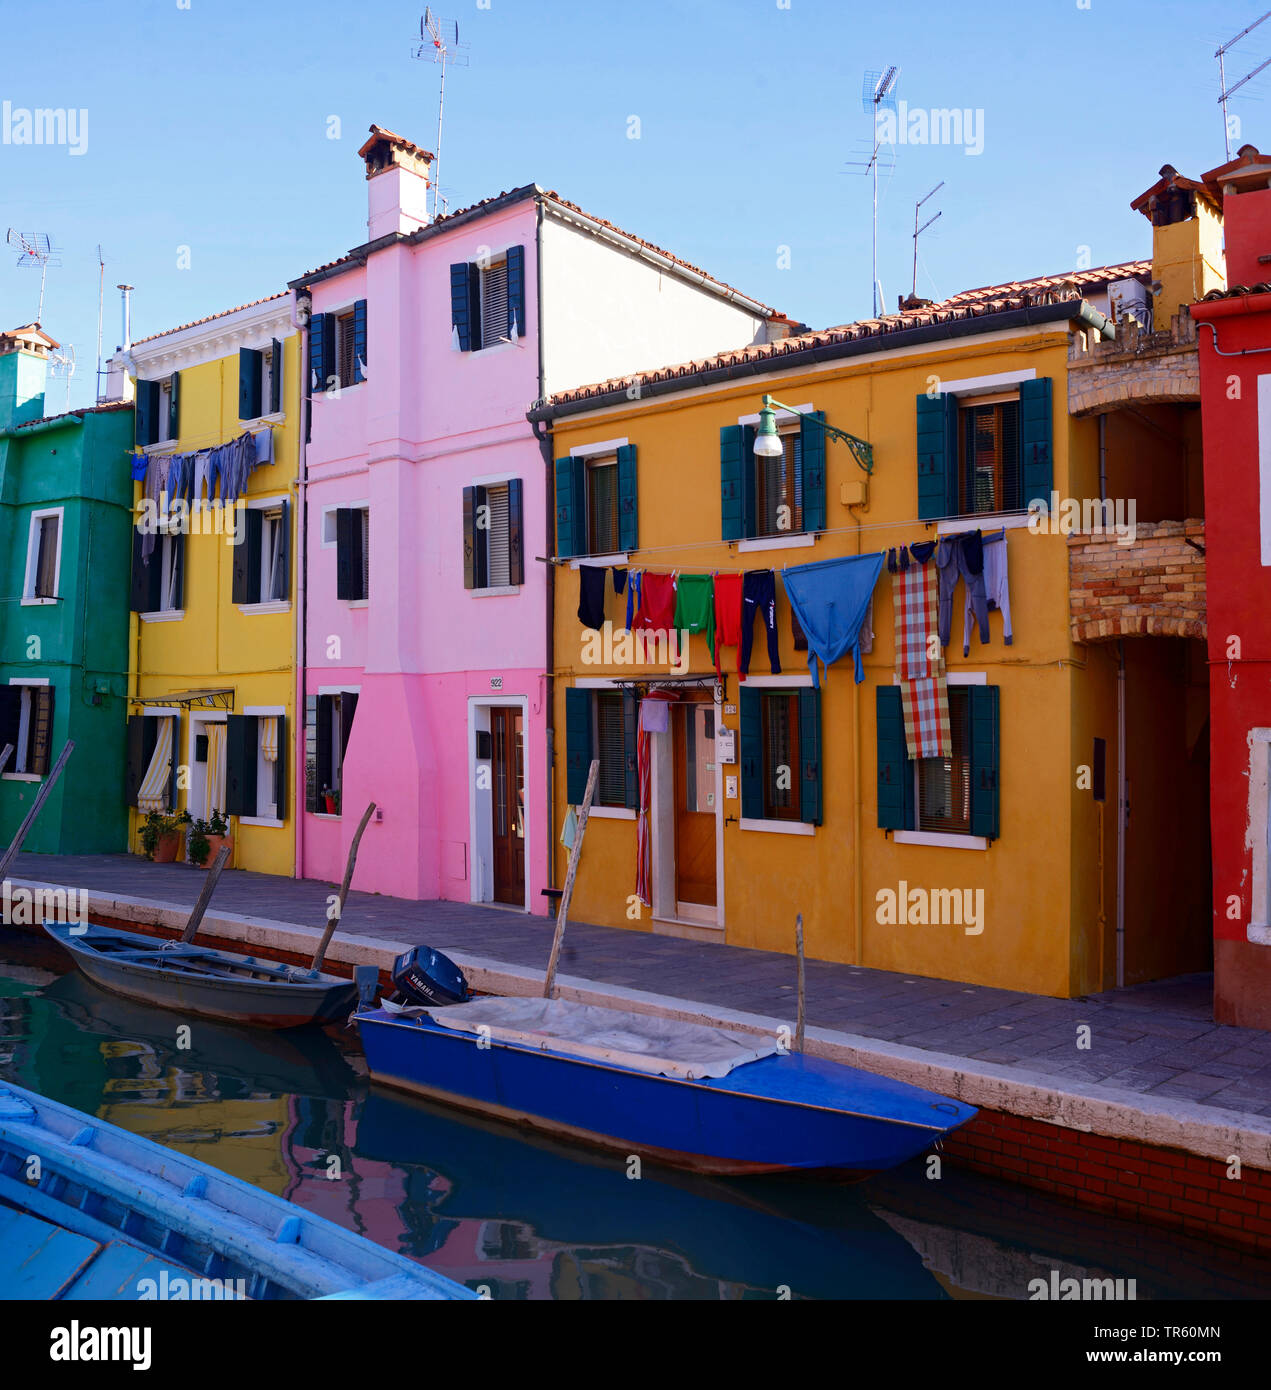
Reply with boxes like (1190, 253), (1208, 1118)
(1068, 519), (1206, 642)
(1068, 311), (1199, 415)
(943, 1106), (1271, 1254)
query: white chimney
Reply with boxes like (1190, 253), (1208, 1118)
(358, 125), (434, 240)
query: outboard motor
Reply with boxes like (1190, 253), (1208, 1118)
(391, 946), (470, 1007)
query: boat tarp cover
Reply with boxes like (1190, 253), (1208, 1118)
(423, 996), (780, 1079)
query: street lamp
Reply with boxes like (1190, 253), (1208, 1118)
(752, 394), (875, 475)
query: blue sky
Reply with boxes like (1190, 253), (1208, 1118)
(1, 0), (1266, 408)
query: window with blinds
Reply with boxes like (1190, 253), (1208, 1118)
(917, 686), (972, 832)
(480, 260), (510, 347)
(595, 691), (627, 808)
(360, 508), (369, 600)
(261, 509), (285, 602)
(587, 455), (619, 555)
(755, 432), (803, 537)
(337, 312), (357, 390)
(959, 398), (1020, 515)
(485, 484), (511, 587)
(761, 691), (800, 821)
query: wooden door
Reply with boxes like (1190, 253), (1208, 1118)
(674, 701), (717, 910)
(491, 707), (525, 905)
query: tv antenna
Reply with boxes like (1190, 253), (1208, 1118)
(49, 344), (76, 412)
(1216, 11), (1271, 160)
(847, 66), (900, 318)
(912, 182), (943, 300)
(413, 8), (470, 222)
(6, 229), (61, 323)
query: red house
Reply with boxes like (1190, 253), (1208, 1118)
(1194, 146), (1271, 1029)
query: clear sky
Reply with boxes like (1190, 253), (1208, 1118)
(1, 0), (1267, 409)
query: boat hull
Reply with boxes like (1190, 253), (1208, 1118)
(356, 1009), (976, 1177)
(44, 923), (356, 1028)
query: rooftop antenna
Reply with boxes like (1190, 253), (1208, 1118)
(95, 245), (106, 402)
(847, 66), (900, 318)
(912, 181), (943, 300)
(413, 8), (470, 222)
(5, 230), (61, 323)
(49, 344), (75, 412)
(1216, 11), (1271, 160)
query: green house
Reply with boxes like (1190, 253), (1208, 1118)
(0, 325), (134, 854)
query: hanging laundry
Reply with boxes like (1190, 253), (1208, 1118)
(966, 528), (1012, 656)
(192, 453), (212, 509)
(739, 570), (780, 680)
(140, 455), (172, 561)
(130, 452), (148, 482)
(713, 573), (744, 678)
(673, 574), (715, 668)
(560, 805), (577, 850)
(624, 570), (643, 632)
(639, 696), (670, 733)
(577, 564), (608, 631)
(936, 531), (989, 649)
(860, 592), (875, 656)
(254, 427), (273, 466)
(893, 559), (951, 759)
(782, 553), (883, 687)
(910, 539), (937, 565)
(612, 567), (628, 596)
(637, 572), (677, 632)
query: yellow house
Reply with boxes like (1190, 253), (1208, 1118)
(117, 294), (300, 876)
(532, 226), (1212, 998)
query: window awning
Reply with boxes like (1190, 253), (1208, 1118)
(131, 689), (235, 711)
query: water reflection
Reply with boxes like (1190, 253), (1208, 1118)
(3, 929), (1270, 1301)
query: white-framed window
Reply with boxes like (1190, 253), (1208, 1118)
(479, 257), (510, 349)
(23, 508), (63, 602)
(157, 529), (182, 613)
(260, 507), (286, 603)
(241, 706), (287, 825)
(3, 677), (53, 778)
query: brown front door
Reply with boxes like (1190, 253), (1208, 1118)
(491, 707), (524, 905)
(673, 700), (717, 911)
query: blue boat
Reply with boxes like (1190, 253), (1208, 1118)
(355, 995), (976, 1178)
(0, 1080), (476, 1301)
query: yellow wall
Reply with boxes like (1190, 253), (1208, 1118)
(129, 337), (299, 876)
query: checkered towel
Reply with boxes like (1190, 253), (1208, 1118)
(893, 560), (951, 759)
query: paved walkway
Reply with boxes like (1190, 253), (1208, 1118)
(14, 852), (1271, 1118)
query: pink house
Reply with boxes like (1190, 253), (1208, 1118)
(291, 126), (779, 908)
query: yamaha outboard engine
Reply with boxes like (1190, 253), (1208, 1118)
(391, 946), (470, 1007)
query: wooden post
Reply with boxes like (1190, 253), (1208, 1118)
(0, 745), (14, 778)
(310, 801), (376, 973)
(543, 759), (598, 1000)
(0, 740), (73, 884)
(795, 912), (806, 1053)
(179, 844), (232, 944)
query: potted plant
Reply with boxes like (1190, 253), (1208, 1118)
(187, 809), (232, 868)
(322, 786), (338, 815)
(140, 810), (187, 863)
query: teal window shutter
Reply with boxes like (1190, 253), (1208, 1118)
(876, 685), (916, 830)
(450, 263), (473, 350)
(462, 485), (480, 589)
(969, 684), (1000, 839)
(309, 313), (332, 395)
(916, 391), (958, 521)
(617, 444), (638, 552)
(565, 687), (594, 804)
(800, 412), (827, 534)
(739, 687), (763, 818)
(506, 245), (526, 339)
(135, 379), (160, 448)
(555, 455), (582, 558)
(798, 687), (822, 825)
(721, 425), (746, 540)
(239, 347), (263, 420)
(167, 371), (180, 442)
(352, 300), (367, 384)
(1018, 377), (1052, 510)
(270, 338), (283, 414)
(623, 689), (639, 810)
(508, 478), (525, 585)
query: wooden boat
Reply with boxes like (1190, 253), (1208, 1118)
(354, 995), (977, 1179)
(0, 1080), (476, 1300)
(42, 922), (356, 1029)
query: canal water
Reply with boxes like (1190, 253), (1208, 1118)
(4, 928), (1270, 1301)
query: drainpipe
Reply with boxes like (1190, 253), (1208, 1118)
(534, 198), (557, 900)
(294, 293), (311, 882)
(1116, 639), (1126, 988)
(1098, 413), (1107, 503)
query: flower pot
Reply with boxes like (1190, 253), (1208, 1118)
(195, 833), (233, 869)
(152, 832), (181, 864)
(323, 794), (337, 815)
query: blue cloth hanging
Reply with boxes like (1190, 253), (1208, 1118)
(782, 553), (884, 687)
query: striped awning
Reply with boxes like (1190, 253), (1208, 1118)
(131, 689), (234, 710)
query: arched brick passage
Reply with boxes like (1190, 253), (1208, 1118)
(1068, 521), (1206, 645)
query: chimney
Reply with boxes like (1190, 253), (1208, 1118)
(1130, 164), (1225, 321)
(358, 125), (434, 241)
(1202, 145), (1271, 288)
(0, 324), (57, 431)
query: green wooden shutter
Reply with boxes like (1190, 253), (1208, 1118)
(450, 263), (476, 351)
(565, 686), (593, 804)
(270, 338), (283, 414)
(309, 313), (331, 396)
(239, 348), (263, 420)
(170, 532), (185, 611)
(1019, 377), (1053, 510)
(0, 687), (19, 769)
(798, 686), (822, 825)
(167, 371), (181, 441)
(135, 380), (160, 448)
(224, 715), (258, 817)
(167, 714), (180, 811)
(462, 486), (478, 589)
(555, 456), (583, 559)
(273, 712), (288, 821)
(304, 696), (320, 812)
(623, 689), (639, 810)
(233, 508), (262, 604)
(916, 391), (958, 521)
(506, 244), (526, 338)
(507, 478), (525, 586)
(335, 508), (357, 600)
(352, 300), (367, 384)
(276, 499), (291, 599)
(124, 714), (150, 807)
(30, 685), (54, 776)
(800, 412), (827, 534)
(617, 444), (638, 553)
(739, 687), (762, 819)
(721, 425), (746, 541)
(130, 527), (160, 612)
(876, 685), (916, 831)
(969, 684), (1000, 840)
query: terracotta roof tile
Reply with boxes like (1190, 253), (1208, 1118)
(9, 399), (132, 430)
(131, 292), (288, 347)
